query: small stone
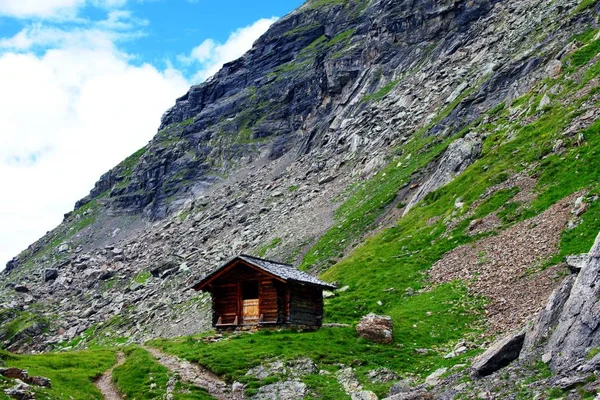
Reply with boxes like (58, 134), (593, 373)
(318, 175), (337, 185)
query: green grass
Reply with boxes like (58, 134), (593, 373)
(300, 85), (479, 271)
(133, 271), (152, 285)
(0, 349), (116, 399)
(256, 237), (282, 258)
(151, 320), (481, 399)
(362, 79), (402, 103)
(573, 0), (597, 14)
(0, 309), (49, 343)
(112, 346), (213, 400)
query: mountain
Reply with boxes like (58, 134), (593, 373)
(2, 0), (600, 398)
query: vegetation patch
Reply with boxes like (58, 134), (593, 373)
(112, 346), (213, 400)
(0, 349), (116, 399)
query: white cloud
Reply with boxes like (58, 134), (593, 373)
(0, 0), (86, 19)
(181, 17), (278, 83)
(0, 29), (189, 269)
(0, 11), (278, 270)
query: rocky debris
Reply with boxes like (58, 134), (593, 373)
(0, 367), (51, 399)
(384, 391), (433, 400)
(367, 368), (399, 383)
(403, 133), (482, 216)
(335, 368), (378, 400)
(144, 346), (237, 399)
(246, 358), (317, 380)
(471, 331), (526, 377)
(42, 268), (58, 282)
(356, 314), (393, 344)
(431, 193), (582, 333)
(252, 380), (307, 400)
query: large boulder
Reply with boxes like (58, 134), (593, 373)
(42, 269), (58, 282)
(356, 314), (393, 344)
(471, 331), (526, 377)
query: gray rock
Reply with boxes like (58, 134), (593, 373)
(425, 367), (447, 386)
(252, 379), (307, 400)
(538, 94), (551, 111)
(520, 274), (576, 360)
(14, 285), (29, 293)
(43, 268), (58, 282)
(367, 368), (399, 383)
(318, 175), (336, 185)
(544, 232), (600, 371)
(403, 133), (482, 216)
(384, 391), (433, 400)
(356, 314), (393, 344)
(471, 331), (526, 377)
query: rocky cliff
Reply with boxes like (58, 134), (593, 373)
(3, 0), (600, 397)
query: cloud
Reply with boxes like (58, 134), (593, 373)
(180, 17), (278, 83)
(0, 28), (189, 269)
(0, 0), (130, 20)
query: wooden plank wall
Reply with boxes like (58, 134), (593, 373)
(288, 283), (324, 327)
(259, 280), (279, 322)
(213, 283), (238, 324)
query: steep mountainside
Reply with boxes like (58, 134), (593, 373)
(3, 0), (600, 398)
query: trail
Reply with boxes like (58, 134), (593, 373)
(143, 345), (243, 400)
(95, 352), (125, 400)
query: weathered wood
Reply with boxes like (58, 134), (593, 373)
(205, 259), (326, 329)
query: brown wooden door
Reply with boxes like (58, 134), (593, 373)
(243, 299), (259, 324)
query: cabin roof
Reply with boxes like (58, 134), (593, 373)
(192, 254), (336, 291)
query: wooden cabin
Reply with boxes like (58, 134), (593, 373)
(192, 255), (336, 329)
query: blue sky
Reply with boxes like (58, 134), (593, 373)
(0, 0), (305, 268)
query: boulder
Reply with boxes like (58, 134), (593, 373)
(425, 367), (447, 386)
(356, 314), (393, 344)
(252, 379), (307, 400)
(471, 331), (526, 377)
(43, 268), (58, 282)
(367, 368), (399, 383)
(14, 285), (29, 293)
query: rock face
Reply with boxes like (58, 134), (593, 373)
(356, 314), (393, 344)
(403, 133), (482, 216)
(539, 232), (600, 371)
(471, 331), (526, 377)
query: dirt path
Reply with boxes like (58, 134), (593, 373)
(95, 352), (125, 400)
(143, 345), (243, 400)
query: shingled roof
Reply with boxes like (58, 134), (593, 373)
(192, 254), (336, 290)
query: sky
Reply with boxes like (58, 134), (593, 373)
(0, 0), (305, 269)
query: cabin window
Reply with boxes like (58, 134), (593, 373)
(242, 281), (259, 299)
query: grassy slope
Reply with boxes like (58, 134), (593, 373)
(112, 346), (214, 400)
(0, 349), (116, 399)
(151, 26), (600, 399)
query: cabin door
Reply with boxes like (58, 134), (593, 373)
(242, 281), (260, 324)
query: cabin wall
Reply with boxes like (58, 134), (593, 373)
(212, 283), (238, 325)
(288, 283), (324, 327)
